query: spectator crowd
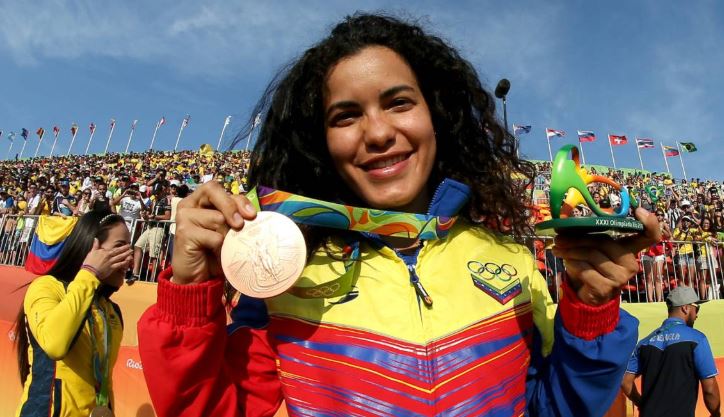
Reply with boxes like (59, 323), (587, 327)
(1, 151), (723, 300)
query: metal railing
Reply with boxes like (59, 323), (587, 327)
(0, 214), (174, 283)
(2, 213), (722, 302)
(526, 237), (724, 303)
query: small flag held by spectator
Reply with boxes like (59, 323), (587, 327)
(252, 113), (262, 128)
(513, 124), (532, 135)
(224, 115), (232, 127)
(21, 128), (29, 141)
(577, 130), (596, 143)
(89, 123), (96, 134)
(680, 142), (697, 152)
(131, 119), (138, 130)
(8, 131), (15, 142)
(158, 117), (166, 127)
(182, 115), (191, 128)
(110, 119), (116, 129)
(36, 127), (45, 140)
(53, 126), (60, 137)
(546, 128), (565, 139)
(608, 134), (628, 146)
(636, 138), (655, 149)
(663, 145), (679, 157)
(70, 123), (78, 136)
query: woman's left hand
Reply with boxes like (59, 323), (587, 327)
(552, 207), (661, 306)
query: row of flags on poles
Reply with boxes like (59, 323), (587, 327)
(513, 124), (698, 155)
(0, 113), (261, 158)
(512, 124), (699, 175)
(1, 113), (263, 160)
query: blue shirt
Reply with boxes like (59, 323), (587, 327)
(627, 317), (718, 417)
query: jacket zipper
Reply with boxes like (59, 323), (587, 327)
(408, 264), (433, 307)
(426, 180), (447, 216)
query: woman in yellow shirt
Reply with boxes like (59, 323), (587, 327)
(697, 217), (719, 299)
(15, 211), (133, 417)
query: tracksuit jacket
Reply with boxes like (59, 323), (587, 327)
(16, 270), (123, 417)
(138, 180), (638, 416)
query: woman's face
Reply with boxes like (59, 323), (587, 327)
(324, 46), (436, 212)
(100, 222), (132, 288)
(702, 219), (711, 230)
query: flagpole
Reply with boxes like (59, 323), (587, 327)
(103, 121), (116, 155)
(676, 142), (688, 179)
(608, 137), (617, 169)
(19, 139), (27, 160)
(174, 118), (188, 152)
(33, 134), (44, 158)
(125, 121), (137, 154)
(6, 139), (14, 160)
(635, 141), (644, 171)
(149, 122), (160, 150)
(660, 142), (671, 175)
(579, 141), (586, 165)
(49, 132), (60, 157)
(244, 126), (254, 152)
(546, 132), (553, 162)
(217, 116), (231, 151)
(67, 130), (78, 156)
(84, 130), (96, 155)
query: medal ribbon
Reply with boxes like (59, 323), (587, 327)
(87, 297), (111, 408)
(245, 186), (458, 300)
(247, 186), (457, 240)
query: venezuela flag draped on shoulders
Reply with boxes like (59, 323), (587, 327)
(25, 215), (78, 274)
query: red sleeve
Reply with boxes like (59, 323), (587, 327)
(137, 268), (283, 417)
(557, 280), (620, 341)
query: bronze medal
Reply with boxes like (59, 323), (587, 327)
(221, 211), (306, 298)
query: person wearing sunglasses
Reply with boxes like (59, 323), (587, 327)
(640, 211), (672, 302)
(76, 190), (93, 216)
(622, 286), (719, 417)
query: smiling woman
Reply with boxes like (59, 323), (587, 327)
(138, 12), (661, 417)
(324, 46), (436, 213)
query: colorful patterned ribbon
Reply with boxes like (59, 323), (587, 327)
(247, 186), (457, 240)
(244, 186), (458, 300)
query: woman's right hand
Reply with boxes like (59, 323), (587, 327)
(172, 181), (257, 285)
(83, 239), (133, 281)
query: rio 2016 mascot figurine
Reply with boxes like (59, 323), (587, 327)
(536, 144), (644, 235)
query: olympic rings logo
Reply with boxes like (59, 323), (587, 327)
(467, 261), (518, 282)
(305, 282), (341, 298)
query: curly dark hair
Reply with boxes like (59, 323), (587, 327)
(232, 13), (536, 247)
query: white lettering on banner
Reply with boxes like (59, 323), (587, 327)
(593, 218), (644, 230)
(126, 359), (144, 370)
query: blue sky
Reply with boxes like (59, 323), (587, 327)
(1, 0), (722, 180)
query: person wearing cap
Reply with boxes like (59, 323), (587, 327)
(112, 174), (130, 212)
(51, 179), (76, 217)
(114, 183), (145, 231)
(622, 286), (720, 417)
(673, 215), (703, 293)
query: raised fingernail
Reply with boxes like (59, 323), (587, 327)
(233, 212), (243, 225)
